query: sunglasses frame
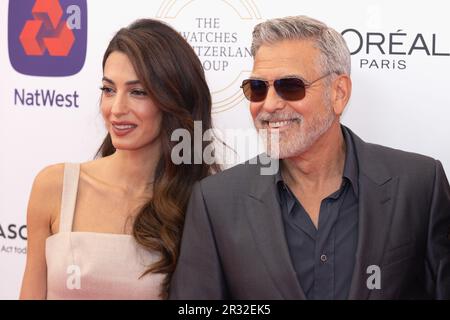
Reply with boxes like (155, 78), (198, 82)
(241, 72), (335, 102)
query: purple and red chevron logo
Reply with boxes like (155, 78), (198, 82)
(8, 0), (87, 76)
(19, 0), (76, 56)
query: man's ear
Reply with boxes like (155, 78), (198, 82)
(331, 74), (352, 115)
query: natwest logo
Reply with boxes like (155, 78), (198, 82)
(8, 0), (87, 76)
(19, 0), (76, 56)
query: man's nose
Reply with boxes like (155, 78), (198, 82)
(261, 86), (285, 113)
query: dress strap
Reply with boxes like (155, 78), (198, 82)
(59, 163), (80, 232)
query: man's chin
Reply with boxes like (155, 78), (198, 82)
(267, 143), (311, 160)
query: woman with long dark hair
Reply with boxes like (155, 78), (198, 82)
(20, 18), (218, 299)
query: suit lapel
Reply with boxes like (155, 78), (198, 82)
(348, 174), (398, 299)
(244, 164), (306, 300)
(346, 128), (399, 299)
(242, 128), (399, 300)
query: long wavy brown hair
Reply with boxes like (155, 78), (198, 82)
(96, 19), (219, 298)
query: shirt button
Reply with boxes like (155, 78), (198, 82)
(320, 254), (328, 262)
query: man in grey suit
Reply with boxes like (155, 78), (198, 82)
(169, 16), (450, 299)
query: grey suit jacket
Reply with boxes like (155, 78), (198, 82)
(169, 126), (450, 299)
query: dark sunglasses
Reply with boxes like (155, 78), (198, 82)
(240, 72), (334, 102)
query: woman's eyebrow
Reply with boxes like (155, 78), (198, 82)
(101, 77), (141, 86)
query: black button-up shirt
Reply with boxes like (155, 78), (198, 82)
(276, 128), (359, 300)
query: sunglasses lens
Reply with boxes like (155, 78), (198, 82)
(242, 80), (268, 102)
(241, 78), (307, 102)
(275, 78), (306, 101)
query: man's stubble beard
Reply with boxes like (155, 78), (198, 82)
(255, 96), (336, 159)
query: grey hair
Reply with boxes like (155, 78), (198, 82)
(251, 15), (351, 76)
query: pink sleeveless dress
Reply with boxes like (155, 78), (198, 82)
(45, 163), (165, 299)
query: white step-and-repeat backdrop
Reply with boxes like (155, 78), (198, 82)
(1, 0), (449, 299)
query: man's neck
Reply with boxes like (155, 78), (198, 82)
(281, 122), (346, 194)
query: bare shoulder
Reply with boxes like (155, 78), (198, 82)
(32, 163), (65, 195)
(27, 163), (65, 233)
